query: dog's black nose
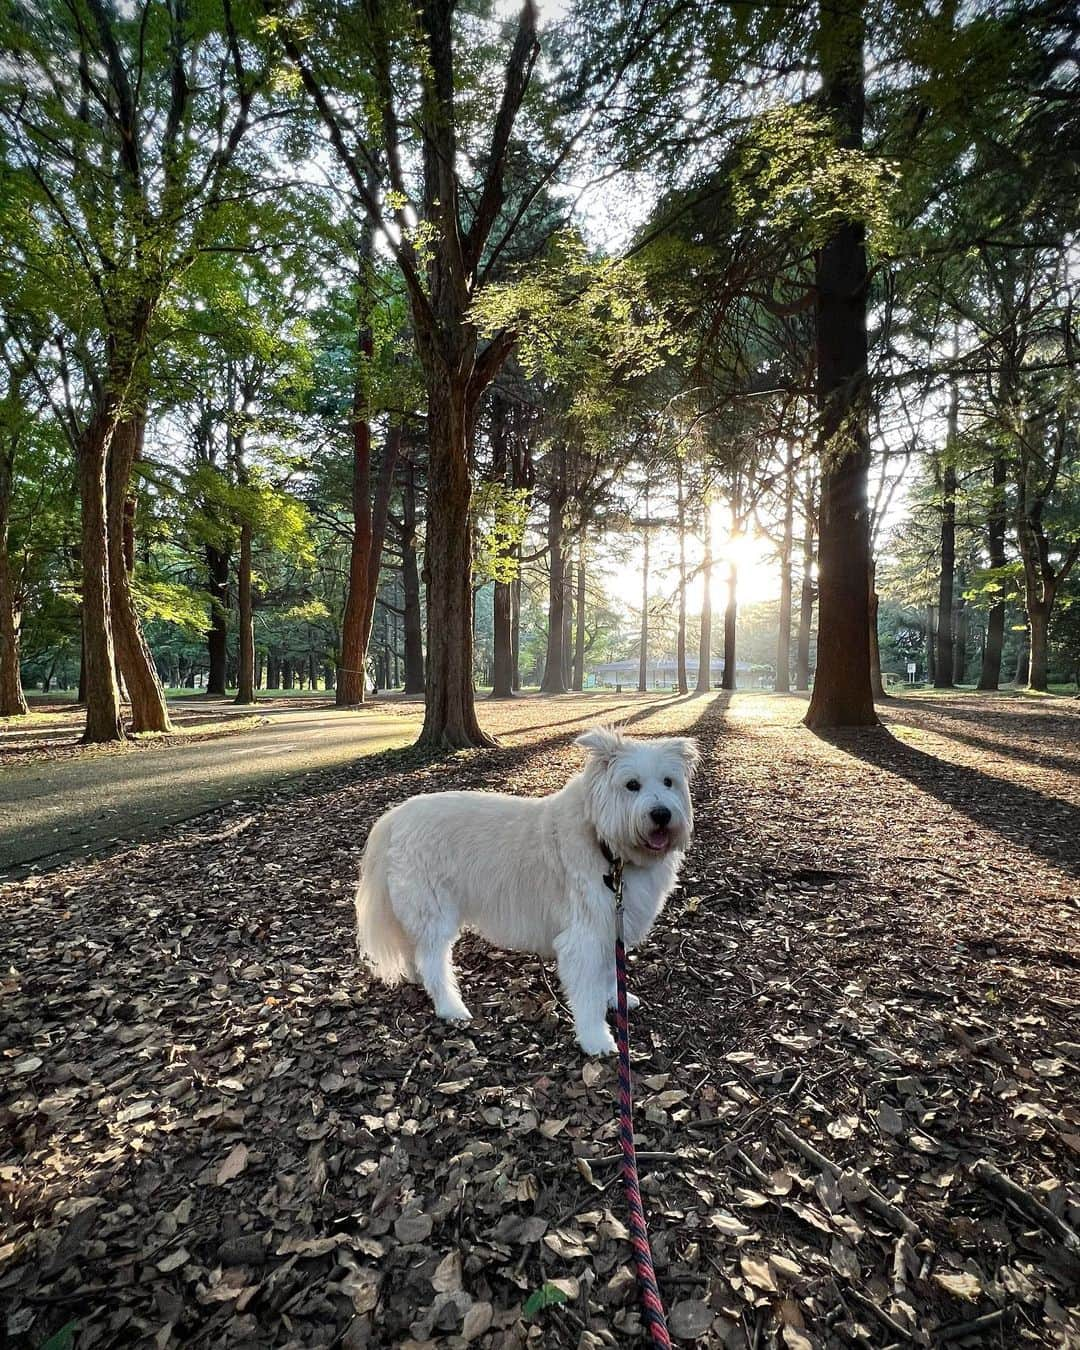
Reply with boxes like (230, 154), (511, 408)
(650, 806), (672, 827)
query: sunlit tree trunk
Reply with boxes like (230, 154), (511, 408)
(573, 535), (586, 692)
(795, 471), (816, 691)
(676, 461), (689, 694)
(541, 445), (568, 694)
(696, 495), (713, 693)
(977, 456), (1007, 690)
(638, 499), (650, 693)
(107, 415), (173, 731)
(561, 558), (573, 689)
(776, 444), (794, 693)
(78, 403), (124, 743)
(934, 458), (957, 688)
(868, 556), (887, 699)
(721, 558), (737, 691)
(803, 0), (877, 729)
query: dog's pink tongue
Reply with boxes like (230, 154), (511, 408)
(647, 828), (670, 851)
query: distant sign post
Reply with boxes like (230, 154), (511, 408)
(907, 661), (917, 685)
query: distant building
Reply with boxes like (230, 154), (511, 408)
(587, 656), (768, 689)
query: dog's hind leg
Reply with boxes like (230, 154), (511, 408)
(414, 921), (472, 1022)
(555, 923), (616, 1056)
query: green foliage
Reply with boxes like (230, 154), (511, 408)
(522, 1282), (571, 1319)
(472, 482), (530, 585)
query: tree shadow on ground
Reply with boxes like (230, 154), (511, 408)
(882, 698), (1080, 780)
(814, 724), (1080, 876)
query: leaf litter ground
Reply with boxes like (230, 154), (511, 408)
(1, 690), (1078, 1349)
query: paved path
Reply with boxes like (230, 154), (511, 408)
(0, 704), (420, 877)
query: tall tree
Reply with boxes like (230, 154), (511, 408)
(804, 0), (877, 729)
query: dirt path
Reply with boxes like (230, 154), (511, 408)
(0, 693), (688, 877)
(1, 692), (1077, 1349)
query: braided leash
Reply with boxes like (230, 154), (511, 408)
(606, 853), (673, 1349)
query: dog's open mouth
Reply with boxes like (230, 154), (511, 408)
(644, 828), (671, 852)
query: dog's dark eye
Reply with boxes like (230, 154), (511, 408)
(626, 779), (641, 792)
(664, 777), (673, 788)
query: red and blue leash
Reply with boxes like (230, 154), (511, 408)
(608, 854), (673, 1349)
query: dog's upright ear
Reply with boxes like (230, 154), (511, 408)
(576, 725), (624, 768)
(671, 736), (702, 778)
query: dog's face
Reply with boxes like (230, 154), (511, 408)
(576, 727), (699, 867)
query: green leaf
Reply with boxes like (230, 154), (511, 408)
(38, 1322), (78, 1350)
(523, 1282), (570, 1319)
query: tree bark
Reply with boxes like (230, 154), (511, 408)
(418, 376), (492, 747)
(868, 556), (886, 699)
(638, 511), (650, 693)
(953, 575), (969, 685)
(205, 544), (229, 695)
(977, 456), (1007, 690)
(511, 574), (521, 692)
(78, 407), (125, 742)
(0, 426), (27, 717)
(1028, 603), (1050, 691)
(721, 558), (737, 691)
(401, 460), (425, 696)
(795, 472), (816, 691)
(573, 535), (586, 692)
(235, 520), (255, 704)
(696, 495), (713, 693)
(934, 460), (957, 687)
(803, 0), (877, 729)
(776, 444), (794, 693)
(106, 416), (173, 732)
(676, 461), (689, 695)
(1013, 625), (1030, 685)
(541, 446), (567, 694)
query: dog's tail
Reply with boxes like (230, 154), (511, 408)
(355, 811), (413, 986)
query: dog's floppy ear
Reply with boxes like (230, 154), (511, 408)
(576, 725), (623, 766)
(673, 736), (702, 778)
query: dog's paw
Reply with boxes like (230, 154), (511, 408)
(606, 990), (641, 1011)
(578, 1028), (617, 1057)
(435, 1001), (473, 1022)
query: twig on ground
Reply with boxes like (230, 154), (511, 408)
(970, 1158), (1080, 1254)
(773, 1120), (919, 1238)
(937, 1308), (1010, 1343)
(842, 1283), (916, 1343)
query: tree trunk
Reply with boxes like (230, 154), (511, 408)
(803, 0), (877, 730)
(492, 579), (513, 697)
(206, 544), (229, 696)
(721, 559), (737, 691)
(926, 606), (936, 684)
(1013, 626), (1030, 685)
(235, 520), (255, 704)
(696, 496), (713, 693)
(953, 577), (969, 685)
(541, 450), (567, 695)
(0, 434), (27, 716)
(934, 460), (957, 687)
(638, 515), (649, 693)
(977, 456), (1007, 690)
(573, 535), (586, 692)
(511, 574), (521, 692)
(1028, 604), (1050, 692)
(561, 559), (573, 690)
(795, 475), (816, 691)
(676, 462), (688, 694)
(869, 556), (886, 699)
(776, 445), (794, 694)
(418, 378), (492, 748)
(78, 408), (125, 743)
(401, 460), (425, 696)
(106, 416), (173, 732)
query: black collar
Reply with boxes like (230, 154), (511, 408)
(599, 838), (621, 893)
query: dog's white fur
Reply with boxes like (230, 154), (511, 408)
(354, 727), (699, 1055)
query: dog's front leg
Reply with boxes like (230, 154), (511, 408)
(555, 923), (617, 1056)
(607, 979), (641, 1013)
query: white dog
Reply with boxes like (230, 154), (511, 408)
(354, 727), (699, 1055)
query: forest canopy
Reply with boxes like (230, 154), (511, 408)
(0, 0), (1077, 743)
